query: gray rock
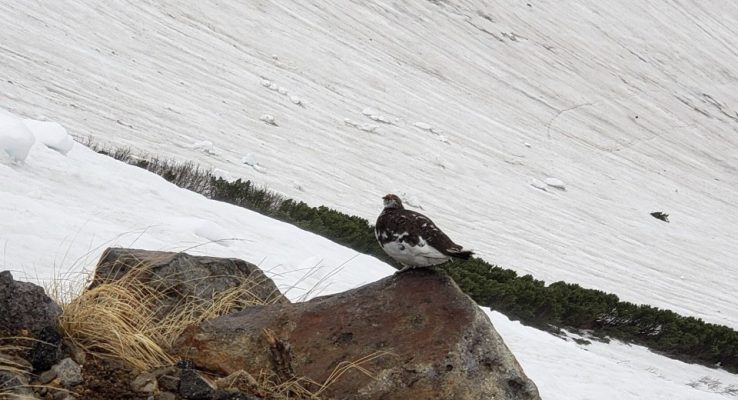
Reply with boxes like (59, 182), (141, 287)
(179, 368), (216, 400)
(90, 248), (287, 319)
(156, 392), (178, 400)
(52, 358), (83, 387)
(131, 371), (158, 393)
(0, 270), (61, 334)
(176, 269), (540, 400)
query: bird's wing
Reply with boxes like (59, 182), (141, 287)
(377, 209), (464, 254)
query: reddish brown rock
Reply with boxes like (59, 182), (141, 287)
(175, 269), (540, 400)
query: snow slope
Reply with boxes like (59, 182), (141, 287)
(1, 109), (737, 399)
(1, 1), (737, 330)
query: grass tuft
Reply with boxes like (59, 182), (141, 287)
(58, 259), (272, 371)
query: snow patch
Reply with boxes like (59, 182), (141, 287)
(413, 121), (433, 131)
(361, 108), (394, 124)
(241, 153), (258, 167)
(260, 114), (277, 126)
(193, 220), (233, 247)
(545, 177), (567, 190)
(189, 140), (218, 155)
(414, 121), (449, 143)
(23, 119), (75, 155)
(528, 178), (548, 191)
(290, 96), (304, 107)
(0, 108), (35, 162)
(344, 119), (379, 133)
(242, 153), (268, 173)
(401, 193), (424, 210)
(262, 78), (304, 107)
(212, 168), (237, 183)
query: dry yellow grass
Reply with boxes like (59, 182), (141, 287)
(58, 259), (274, 371)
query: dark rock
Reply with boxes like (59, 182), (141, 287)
(52, 358), (83, 387)
(156, 392), (178, 400)
(175, 269), (540, 400)
(0, 270), (61, 334)
(91, 248), (287, 319)
(179, 368), (216, 400)
(651, 211), (670, 222)
(30, 325), (63, 372)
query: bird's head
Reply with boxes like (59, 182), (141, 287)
(382, 194), (404, 209)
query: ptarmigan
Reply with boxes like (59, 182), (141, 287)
(375, 194), (473, 271)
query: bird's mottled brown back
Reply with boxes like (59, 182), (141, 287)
(375, 208), (463, 255)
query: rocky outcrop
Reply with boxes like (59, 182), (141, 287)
(92, 248), (287, 316)
(176, 269), (540, 400)
(0, 270), (61, 334)
(1, 250), (540, 399)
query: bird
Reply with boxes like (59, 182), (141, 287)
(375, 194), (473, 271)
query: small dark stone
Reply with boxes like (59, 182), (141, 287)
(179, 369), (215, 400)
(30, 325), (63, 372)
(334, 331), (353, 345)
(650, 211), (670, 223)
(177, 359), (193, 369)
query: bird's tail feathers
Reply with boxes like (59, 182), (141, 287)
(447, 249), (474, 260)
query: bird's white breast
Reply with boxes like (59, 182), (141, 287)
(381, 236), (449, 267)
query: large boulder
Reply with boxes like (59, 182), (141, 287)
(0, 270), (61, 334)
(91, 248), (287, 317)
(175, 269), (540, 400)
